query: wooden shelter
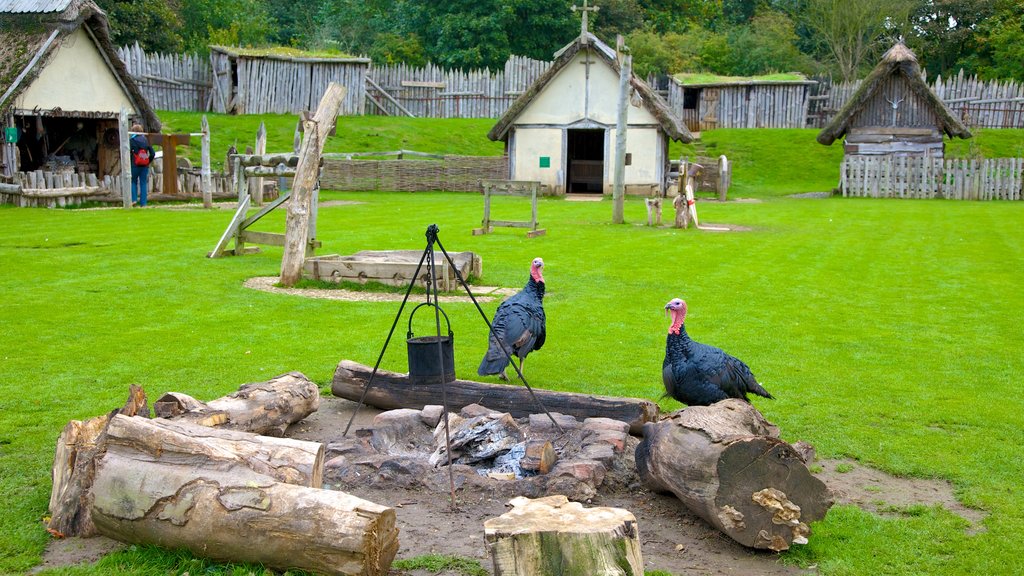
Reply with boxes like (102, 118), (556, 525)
(209, 46), (369, 116)
(0, 0), (159, 180)
(668, 73), (816, 131)
(817, 43), (971, 158)
(488, 32), (692, 196)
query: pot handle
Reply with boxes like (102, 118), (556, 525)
(407, 302), (453, 339)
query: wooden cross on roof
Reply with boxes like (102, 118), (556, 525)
(571, 1), (599, 42)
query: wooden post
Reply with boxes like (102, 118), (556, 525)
(717, 155), (729, 201)
(201, 115), (212, 208)
(253, 121), (267, 206)
(162, 134), (179, 197)
(612, 48), (630, 224)
(280, 83), (347, 286)
(233, 155), (244, 204)
(118, 109), (131, 208)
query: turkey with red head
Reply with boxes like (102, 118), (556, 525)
(478, 258), (546, 380)
(662, 298), (773, 406)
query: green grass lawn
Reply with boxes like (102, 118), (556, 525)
(1, 189), (1023, 575)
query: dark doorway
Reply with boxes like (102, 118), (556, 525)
(567, 129), (604, 193)
(14, 115), (118, 176)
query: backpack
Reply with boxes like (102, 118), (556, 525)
(132, 146), (151, 167)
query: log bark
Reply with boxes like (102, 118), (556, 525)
(280, 83), (347, 286)
(635, 399), (833, 551)
(89, 434), (398, 576)
(484, 495), (643, 576)
(48, 385), (148, 537)
(332, 360), (659, 434)
(104, 414), (324, 487)
(153, 371), (320, 436)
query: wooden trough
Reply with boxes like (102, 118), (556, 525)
(304, 250), (482, 291)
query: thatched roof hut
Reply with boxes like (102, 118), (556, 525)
(1, 0), (159, 180)
(668, 73), (817, 130)
(489, 33), (691, 144)
(1, 0), (159, 130)
(488, 32), (691, 195)
(817, 43), (970, 156)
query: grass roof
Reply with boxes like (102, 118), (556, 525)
(673, 72), (809, 86)
(210, 45), (367, 62)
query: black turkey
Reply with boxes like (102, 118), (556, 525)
(662, 298), (773, 406)
(478, 257), (546, 380)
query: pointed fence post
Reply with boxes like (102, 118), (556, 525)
(119, 108), (131, 208)
(201, 115), (212, 208)
(252, 121), (266, 206)
(612, 49), (631, 224)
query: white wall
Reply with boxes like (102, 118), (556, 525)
(516, 50), (658, 127)
(512, 128), (563, 189)
(15, 28), (136, 114)
(608, 127), (662, 185)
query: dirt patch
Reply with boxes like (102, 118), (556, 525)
(37, 396), (984, 575)
(813, 458), (985, 532)
(243, 276), (517, 303)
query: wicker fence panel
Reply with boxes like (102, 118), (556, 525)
(320, 156), (508, 192)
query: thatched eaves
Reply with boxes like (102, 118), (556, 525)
(0, 0), (160, 130)
(817, 42), (970, 146)
(488, 33), (693, 143)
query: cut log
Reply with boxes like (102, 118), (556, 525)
(104, 414), (324, 487)
(484, 495), (643, 576)
(635, 399), (833, 551)
(48, 385), (148, 537)
(153, 371), (320, 436)
(89, 441), (398, 576)
(332, 360), (659, 434)
(520, 440), (556, 474)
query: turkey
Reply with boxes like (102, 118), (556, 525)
(662, 298), (773, 406)
(478, 257), (546, 380)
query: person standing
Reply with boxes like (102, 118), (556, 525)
(129, 124), (155, 206)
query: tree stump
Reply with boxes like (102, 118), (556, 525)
(635, 399), (833, 551)
(153, 371), (320, 436)
(484, 495), (643, 576)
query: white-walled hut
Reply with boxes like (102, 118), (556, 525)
(0, 0), (159, 180)
(209, 46), (369, 115)
(668, 73), (817, 131)
(488, 32), (692, 195)
(817, 43), (971, 158)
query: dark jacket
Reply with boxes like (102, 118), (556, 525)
(129, 134), (155, 168)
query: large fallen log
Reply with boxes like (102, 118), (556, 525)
(635, 399), (833, 551)
(48, 385), (148, 537)
(153, 371), (320, 436)
(484, 495), (643, 576)
(89, 427), (398, 576)
(332, 360), (659, 434)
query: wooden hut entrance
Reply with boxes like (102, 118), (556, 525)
(12, 114), (120, 177)
(567, 129), (604, 193)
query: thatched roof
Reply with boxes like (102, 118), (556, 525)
(817, 43), (969, 145)
(488, 33), (693, 143)
(0, 0), (160, 130)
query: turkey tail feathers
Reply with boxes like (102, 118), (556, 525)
(477, 340), (511, 376)
(748, 381), (774, 400)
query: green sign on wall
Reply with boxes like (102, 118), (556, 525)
(539, 156), (550, 168)
(4, 127), (17, 144)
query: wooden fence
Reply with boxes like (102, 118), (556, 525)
(667, 82), (812, 130)
(117, 43), (212, 112)
(811, 74), (1024, 129)
(320, 154), (508, 191)
(1, 167), (235, 208)
(840, 156), (1023, 200)
(364, 56), (551, 118)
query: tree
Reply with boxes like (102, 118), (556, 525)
(178, 0), (275, 52)
(956, 0), (1024, 81)
(907, 0), (996, 78)
(95, 0), (184, 52)
(505, 0), (576, 61)
(798, 0), (915, 82)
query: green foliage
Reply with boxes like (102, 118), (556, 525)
(955, 0), (1024, 82)
(179, 0), (275, 52)
(96, 0), (184, 52)
(628, 28), (706, 79)
(709, 10), (819, 75)
(906, 0), (995, 78)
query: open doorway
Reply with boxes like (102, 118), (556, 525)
(567, 129), (604, 193)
